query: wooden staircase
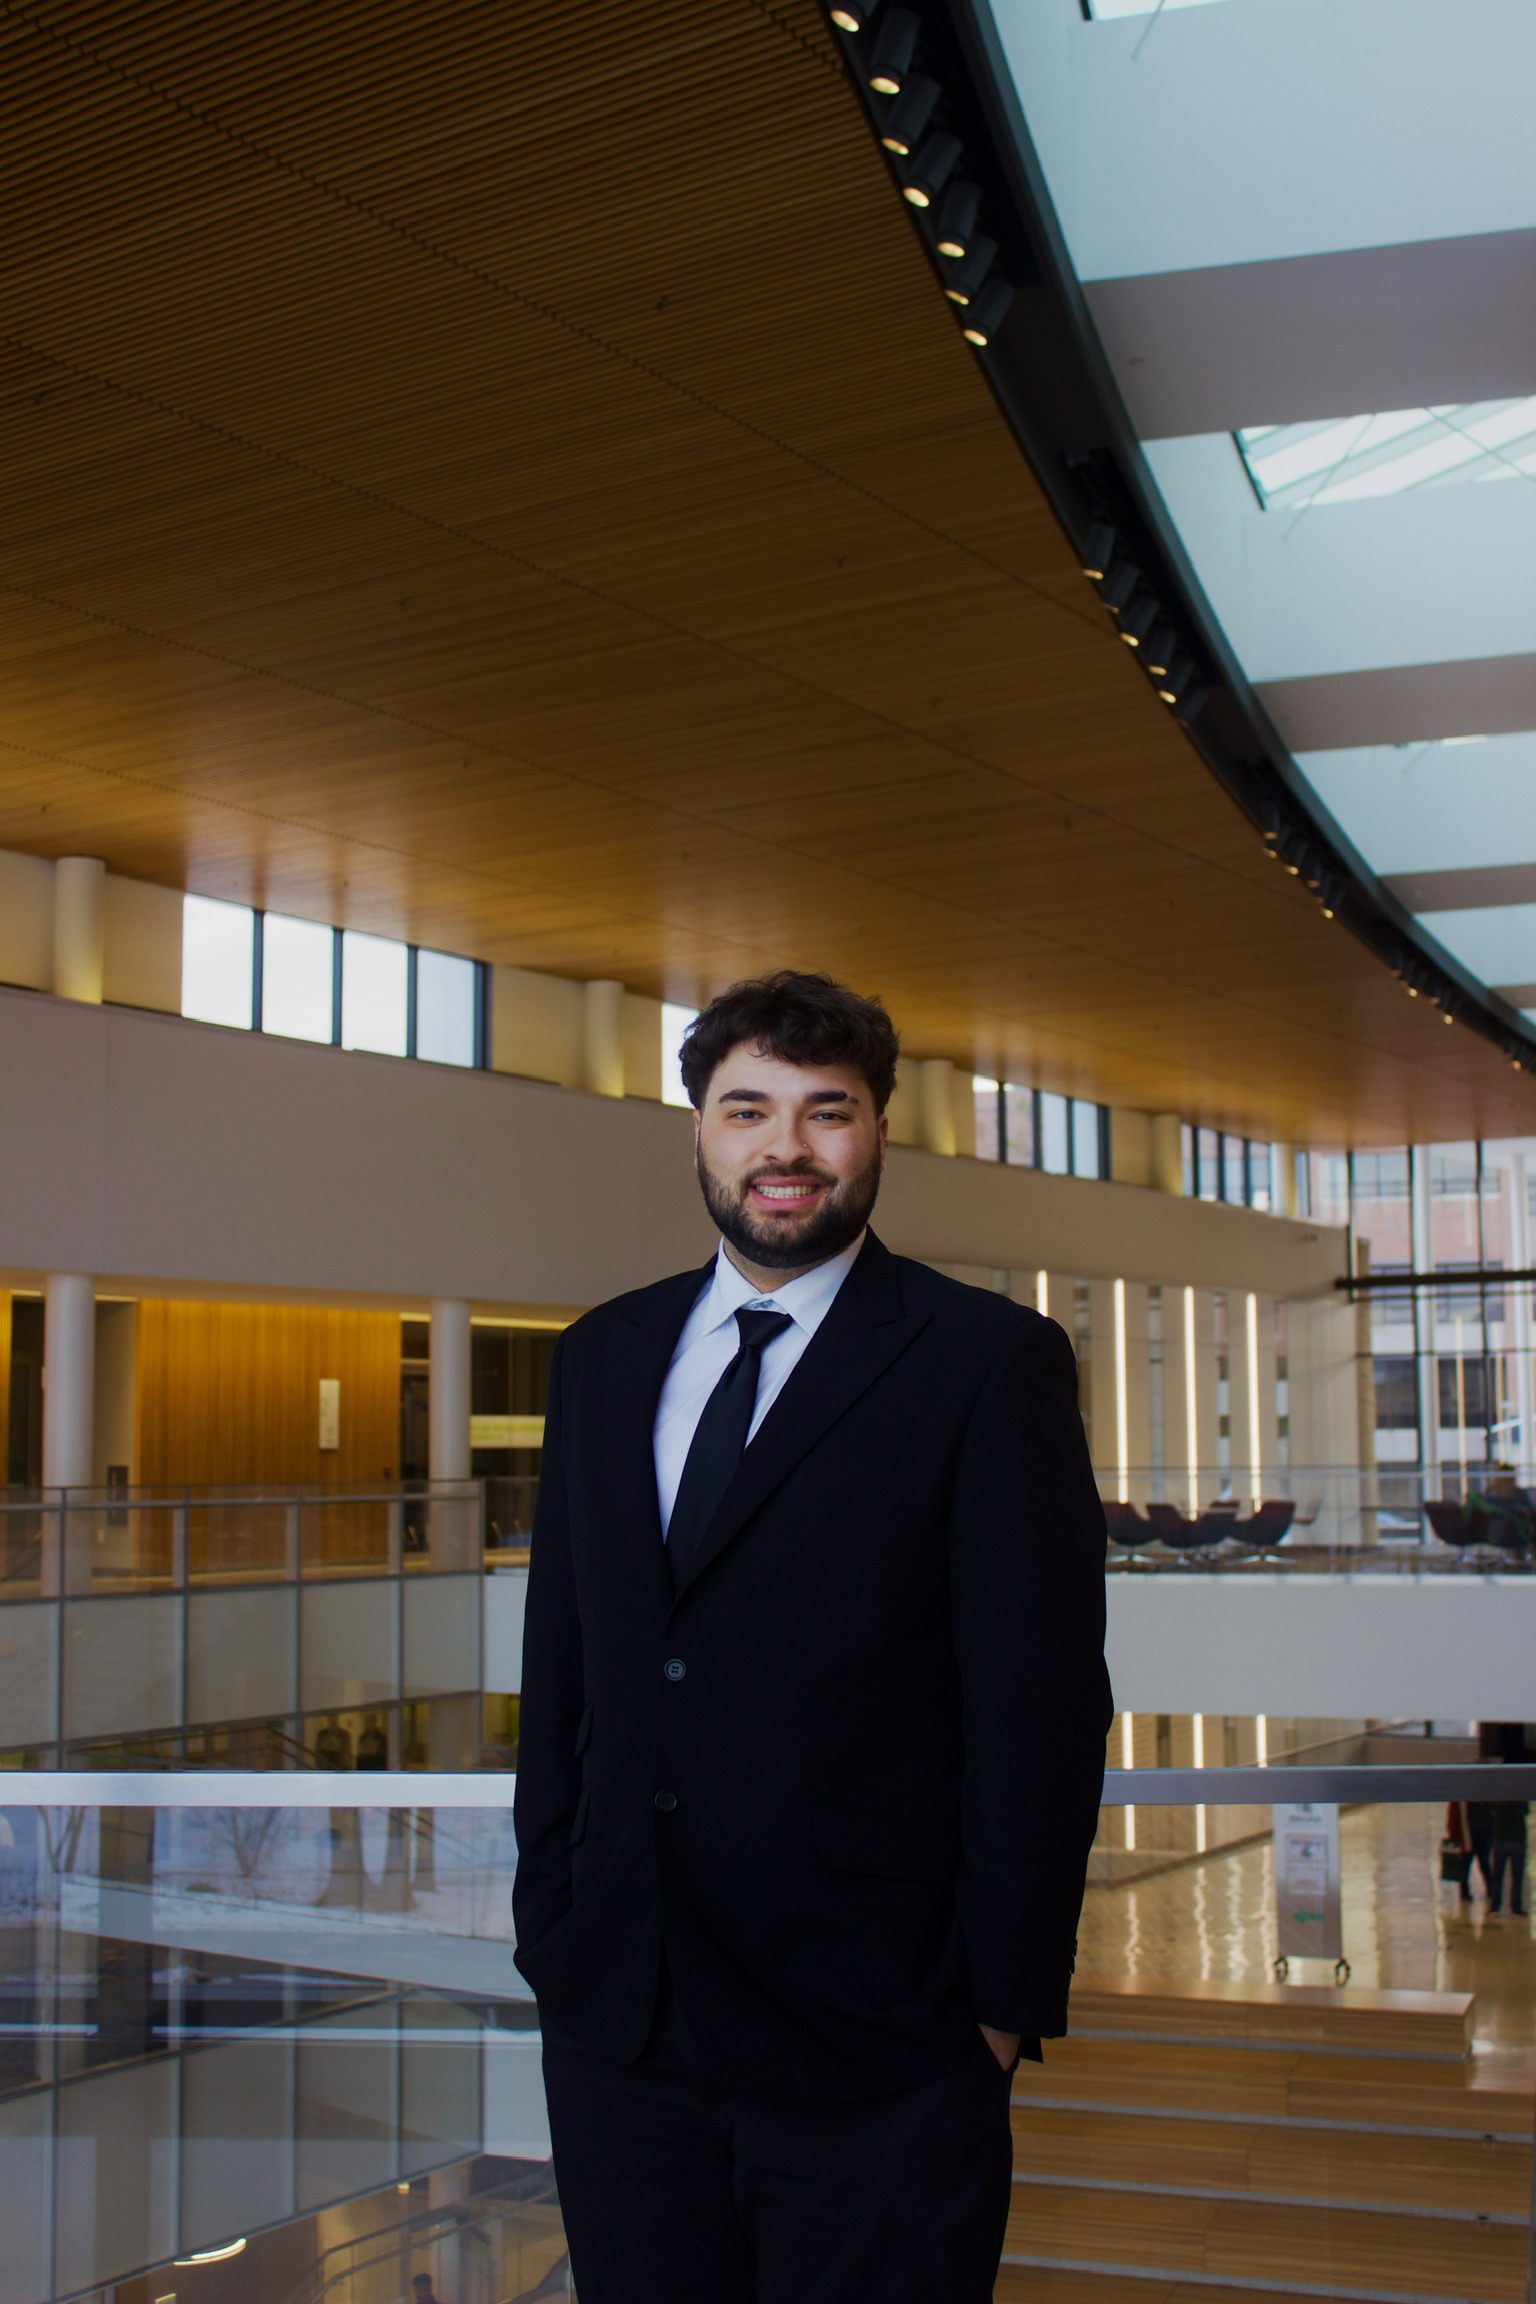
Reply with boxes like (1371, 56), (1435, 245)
(1000, 1978), (1534, 2304)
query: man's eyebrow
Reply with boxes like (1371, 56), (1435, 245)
(717, 1087), (772, 1104)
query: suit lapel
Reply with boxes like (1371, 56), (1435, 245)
(601, 1261), (713, 1613)
(670, 1233), (928, 1603)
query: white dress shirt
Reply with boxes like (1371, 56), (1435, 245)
(653, 1234), (865, 1535)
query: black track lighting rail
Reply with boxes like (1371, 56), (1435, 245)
(820, 0), (1536, 1081)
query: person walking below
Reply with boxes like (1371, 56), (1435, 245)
(513, 971), (1111, 2304)
(1484, 1800), (1527, 1916)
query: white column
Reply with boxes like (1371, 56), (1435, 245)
(429, 1299), (472, 1481)
(581, 979), (625, 1098)
(52, 856), (106, 1004)
(1148, 1114), (1184, 1196)
(43, 1274), (95, 1488)
(917, 1059), (957, 1156)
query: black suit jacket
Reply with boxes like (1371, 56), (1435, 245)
(512, 1230), (1111, 2106)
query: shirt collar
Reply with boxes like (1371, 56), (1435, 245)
(703, 1231), (866, 1337)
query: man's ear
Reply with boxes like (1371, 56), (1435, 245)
(877, 1111), (888, 1168)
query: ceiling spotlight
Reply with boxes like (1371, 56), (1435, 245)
(1081, 522), (1116, 581)
(935, 180), (980, 259)
(942, 234), (997, 304)
(1098, 557), (1140, 611)
(901, 130), (960, 208)
(1172, 681), (1209, 725)
(1157, 652), (1193, 702)
(879, 73), (938, 154)
(960, 277), (1014, 346)
(1143, 618), (1176, 677)
(868, 7), (918, 94)
(831, 0), (879, 28)
(1117, 588), (1159, 647)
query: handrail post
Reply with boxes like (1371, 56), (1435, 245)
(286, 1498), (302, 1582)
(171, 1495), (189, 1589)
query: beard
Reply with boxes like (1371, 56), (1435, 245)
(695, 1144), (883, 1271)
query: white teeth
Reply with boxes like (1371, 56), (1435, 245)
(757, 1184), (815, 1199)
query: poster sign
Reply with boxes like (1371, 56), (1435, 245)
(317, 1377), (340, 1452)
(1272, 1801), (1342, 1963)
(469, 1414), (546, 1450)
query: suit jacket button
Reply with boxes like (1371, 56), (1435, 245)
(664, 1658), (687, 1682)
(654, 1790), (678, 1813)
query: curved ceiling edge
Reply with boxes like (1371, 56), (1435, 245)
(817, 0), (1536, 1083)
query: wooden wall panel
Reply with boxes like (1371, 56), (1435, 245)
(135, 1301), (400, 1488)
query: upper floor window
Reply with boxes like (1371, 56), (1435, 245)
(181, 896), (481, 1069)
(973, 1079), (1110, 1180)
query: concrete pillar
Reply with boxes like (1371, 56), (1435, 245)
(582, 979), (625, 1098)
(43, 1274), (95, 1488)
(429, 1299), (472, 1481)
(917, 1059), (957, 1156)
(1148, 1114), (1184, 1197)
(1272, 1142), (1299, 1218)
(52, 856), (106, 1004)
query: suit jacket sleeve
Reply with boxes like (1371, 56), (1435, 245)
(511, 1335), (585, 1957)
(949, 1313), (1111, 2037)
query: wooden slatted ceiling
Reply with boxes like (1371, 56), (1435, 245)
(0, 0), (1528, 1146)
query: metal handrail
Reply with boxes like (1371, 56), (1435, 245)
(1, 1764), (1532, 1807)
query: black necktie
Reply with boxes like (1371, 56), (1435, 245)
(666, 1306), (793, 1590)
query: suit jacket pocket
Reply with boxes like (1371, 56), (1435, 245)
(568, 1787), (592, 1847)
(813, 1800), (958, 1886)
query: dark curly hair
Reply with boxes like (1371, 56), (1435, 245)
(678, 970), (900, 1113)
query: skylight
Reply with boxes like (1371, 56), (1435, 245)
(1238, 401), (1536, 510)
(1086, 0), (1230, 16)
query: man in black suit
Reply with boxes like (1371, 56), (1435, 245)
(514, 971), (1111, 2302)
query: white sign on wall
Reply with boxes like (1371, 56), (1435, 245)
(318, 1377), (340, 1452)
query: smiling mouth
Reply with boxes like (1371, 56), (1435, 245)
(749, 1178), (825, 1205)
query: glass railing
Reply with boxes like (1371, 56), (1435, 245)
(0, 1482), (486, 1599)
(1097, 1465), (1536, 1568)
(2, 1764), (1529, 2303)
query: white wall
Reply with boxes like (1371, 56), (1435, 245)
(0, 986), (1345, 1310)
(1107, 1570), (1536, 1718)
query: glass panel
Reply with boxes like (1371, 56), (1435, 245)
(1003, 1082), (1036, 1167)
(1039, 1092), (1070, 1174)
(340, 929), (408, 1055)
(661, 1003), (698, 1106)
(1222, 1134), (1246, 1205)
(63, 1593), (180, 1743)
(300, 1580), (397, 1713)
(1197, 1127), (1220, 1201)
(1072, 1100), (1102, 1180)
(416, 948), (477, 1067)
(972, 1077), (1000, 1161)
(1249, 1143), (1274, 1212)
(261, 913), (335, 1043)
(186, 1588), (297, 1725)
(1305, 1151), (1350, 1228)
(181, 895), (254, 1029)
(402, 1575), (481, 1699)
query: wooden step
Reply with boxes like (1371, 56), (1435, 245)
(1002, 2181), (1528, 2302)
(1018, 2037), (1536, 2138)
(998, 2274), (1482, 2304)
(1010, 2102), (1532, 2219)
(998, 2274), (1399, 2304)
(1071, 1976), (1475, 2061)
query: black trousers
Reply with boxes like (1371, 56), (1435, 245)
(540, 1978), (1015, 2304)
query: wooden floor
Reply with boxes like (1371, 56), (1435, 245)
(1002, 1979), (1533, 2304)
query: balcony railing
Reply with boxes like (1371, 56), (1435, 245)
(1097, 1464), (1536, 1570)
